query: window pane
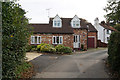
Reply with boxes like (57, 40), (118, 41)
(76, 24), (79, 26)
(57, 37), (59, 44)
(38, 37), (41, 44)
(53, 37), (56, 44)
(31, 36), (34, 44)
(74, 36), (75, 42)
(60, 37), (62, 44)
(107, 30), (109, 34)
(58, 22), (60, 26)
(35, 36), (37, 44)
(54, 21), (57, 26)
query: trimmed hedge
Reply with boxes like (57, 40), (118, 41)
(108, 31), (120, 73)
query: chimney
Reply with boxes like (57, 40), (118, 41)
(94, 17), (99, 26)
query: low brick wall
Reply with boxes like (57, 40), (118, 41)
(97, 40), (107, 47)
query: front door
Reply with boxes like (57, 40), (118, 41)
(73, 35), (80, 48)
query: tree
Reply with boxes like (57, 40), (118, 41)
(2, 2), (31, 78)
(104, 0), (120, 26)
(114, 24), (120, 31)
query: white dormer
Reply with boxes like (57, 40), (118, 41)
(71, 15), (80, 28)
(53, 15), (62, 28)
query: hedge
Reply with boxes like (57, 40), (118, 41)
(2, 2), (31, 78)
(108, 31), (120, 73)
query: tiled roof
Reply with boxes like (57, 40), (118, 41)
(29, 18), (97, 34)
(100, 23), (116, 31)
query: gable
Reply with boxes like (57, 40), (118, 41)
(71, 15), (81, 28)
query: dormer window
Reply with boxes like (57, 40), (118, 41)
(73, 21), (80, 27)
(71, 15), (80, 28)
(53, 15), (62, 28)
(54, 20), (61, 27)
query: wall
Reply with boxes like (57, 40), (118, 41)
(88, 32), (97, 48)
(73, 29), (88, 49)
(30, 34), (74, 49)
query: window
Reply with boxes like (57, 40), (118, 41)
(72, 20), (80, 28)
(107, 30), (109, 34)
(31, 36), (41, 44)
(52, 36), (63, 44)
(53, 20), (62, 27)
(107, 37), (110, 41)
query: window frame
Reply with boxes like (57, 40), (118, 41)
(72, 20), (80, 28)
(52, 36), (63, 44)
(107, 29), (109, 34)
(31, 36), (41, 44)
(53, 20), (62, 28)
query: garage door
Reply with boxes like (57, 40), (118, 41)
(88, 37), (95, 48)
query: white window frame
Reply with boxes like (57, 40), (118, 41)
(52, 36), (63, 44)
(31, 36), (35, 44)
(31, 36), (41, 44)
(71, 20), (80, 28)
(53, 20), (62, 28)
(37, 36), (41, 44)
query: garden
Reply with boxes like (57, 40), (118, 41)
(27, 43), (73, 54)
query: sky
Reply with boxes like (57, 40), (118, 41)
(17, 0), (108, 24)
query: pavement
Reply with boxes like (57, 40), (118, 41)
(29, 48), (109, 78)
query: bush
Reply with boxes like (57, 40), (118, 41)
(26, 45), (37, 52)
(40, 44), (56, 53)
(55, 44), (65, 53)
(108, 32), (120, 73)
(62, 47), (72, 53)
(37, 43), (47, 51)
(15, 62), (32, 78)
(55, 44), (72, 54)
(2, 2), (31, 78)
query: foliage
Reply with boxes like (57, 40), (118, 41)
(55, 44), (65, 53)
(62, 47), (72, 53)
(37, 43), (47, 51)
(108, 31), (120, 73)
(15, 62), (32, 78)
(114, 24), (120, 31)
(104, 0), (120, 26)
(2, 2), (31, 78)
(26, 45), (37, 52)
(55, 44), (72, 54)
(40, 44), (56, 53)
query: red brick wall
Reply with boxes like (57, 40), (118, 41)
(29, 34), (74, 49)
(29, 29), (88, 50)
(88, 32), (97, 48)
(73, 29), (88, 49)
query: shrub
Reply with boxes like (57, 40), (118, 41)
(15, 62), (32, 78)
(40, 44), (56, 53)
(62, 47), (72, 53)
(108, 32), (120, 73)
(37, 43), (47, 51)
(55, 44), (72, 53)
(26, 45), (37, 52)
(2, 2), (31, 78)
(55, 44), (65, 53)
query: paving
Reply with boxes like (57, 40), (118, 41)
(30, 48), (109, 78)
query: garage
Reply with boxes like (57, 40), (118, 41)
(88, 37), (95, 48)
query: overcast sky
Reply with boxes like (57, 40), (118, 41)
(17, 0), (108, 24)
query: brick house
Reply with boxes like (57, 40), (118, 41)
(29, 15), (97, 50)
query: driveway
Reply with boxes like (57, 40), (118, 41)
(30, 48), (109, 78)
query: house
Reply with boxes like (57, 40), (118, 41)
(94, 18), (116, 44)
(29, 15), (97, 50)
